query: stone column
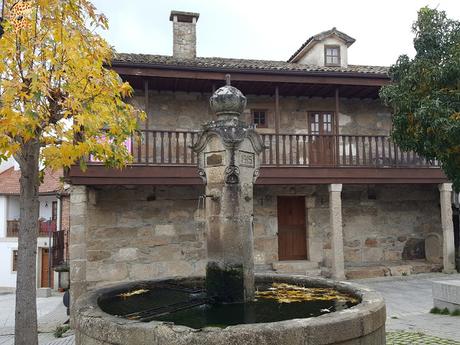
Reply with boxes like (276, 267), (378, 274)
(193, 78), (264, 303)
(438, 183), (457, 273)
(329, 184), (345, 280)
(69, 186), (89, 326)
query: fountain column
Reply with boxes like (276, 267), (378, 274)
(193, 77), (264, 303)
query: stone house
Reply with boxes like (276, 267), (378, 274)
(66, 11), (459, 307)
(0, 159), (70, 290)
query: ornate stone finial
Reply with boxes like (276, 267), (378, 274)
(225, 74), (231, 86)
(209, 77), (246, 118)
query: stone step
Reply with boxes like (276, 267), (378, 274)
(345, 261), (443, 280)
(272, 260), (319, 275)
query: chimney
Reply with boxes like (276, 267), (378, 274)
(170, 10), (199, 59)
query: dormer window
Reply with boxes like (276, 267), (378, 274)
(324, 45), (340, 66)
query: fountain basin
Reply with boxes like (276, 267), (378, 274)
(74, 274), (386, 345)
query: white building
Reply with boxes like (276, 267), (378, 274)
(0, 158), (69, 289)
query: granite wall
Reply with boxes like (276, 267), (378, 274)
(76, 183), (442, 289)
(130, 91), (391, 136)
(252, 184), (442, 268)
(84, 185), (207, 289)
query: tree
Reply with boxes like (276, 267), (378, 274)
(0, 1), (141, 344)
(380, 7), (460, 189)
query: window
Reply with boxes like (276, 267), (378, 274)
(324, 45), (340, 66)
(12, 250), (18, 272)
(51, 201), (58, 221)
(252, 109), (267, 128)
(309, 112), (334, 134)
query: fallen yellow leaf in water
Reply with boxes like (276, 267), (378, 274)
(117, 289), (149, 299)
(255, 283), (359, 304)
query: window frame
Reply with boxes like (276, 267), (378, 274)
(324, 45), (341, 67)
(308, 111), (337, 135)
(12, 250), (18, 272)
(251, 109), (268, 128)
(51, 201), (58, 221)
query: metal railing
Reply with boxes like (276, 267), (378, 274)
(6, 220), (57, 237)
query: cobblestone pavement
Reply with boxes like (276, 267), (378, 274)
(387, 331), (460, 344)
(358, 273), (460, 342)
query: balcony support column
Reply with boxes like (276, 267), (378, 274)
(329, 183), (345, 280)
(439, 183), (457, 273)
(69, 185), (91, 326)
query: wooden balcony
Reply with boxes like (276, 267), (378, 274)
(52, 229), (69, 268)
(67, 129), (447, 185)
(6, 220), (57, 237)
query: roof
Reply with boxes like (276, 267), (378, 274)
(0, 168), (64, 195)
(169, 10), (200, 22)
(112, 53), (389, 77)
(288, 27), (356, 63)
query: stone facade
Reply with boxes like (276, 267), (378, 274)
(61, 195), (70, 231)
(74, 183), (444, 290)
(253, 184), (442, 269)
(84, 185), (206, 289)
(131, 91), (391, 136)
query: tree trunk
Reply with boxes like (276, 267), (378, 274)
(14, 139), (40, 345)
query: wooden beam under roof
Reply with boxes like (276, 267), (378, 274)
(114, 66), (389, 87)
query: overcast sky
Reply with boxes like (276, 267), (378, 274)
(91, 0), (460, 67)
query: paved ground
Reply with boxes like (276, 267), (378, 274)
(0, 290), (70, 345)
(387, 331), (460, 344)
(0, 273), (459, 344)
(358, 273), (460, 342)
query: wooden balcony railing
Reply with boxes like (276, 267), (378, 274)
(52, 229), (69, 268)
(89, 130), (438, 169)
(129, 130), (200, 165)
(6, 220), (57, 237)
(260, 134), (439, 168)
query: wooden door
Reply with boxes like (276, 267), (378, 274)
(277, 196), (307, 260)
(41, 249), (53, 288)
(309, 112), (335, 165)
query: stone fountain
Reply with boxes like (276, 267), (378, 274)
(73, 79), (386, 345)
(192, 75), (264, 304)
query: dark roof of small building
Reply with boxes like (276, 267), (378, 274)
(288, 27), (357, 63)
(112, 53), (389, 77)
(0, 167), (64, 195)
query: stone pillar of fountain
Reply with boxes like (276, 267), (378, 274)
(193, 76), (264, 303)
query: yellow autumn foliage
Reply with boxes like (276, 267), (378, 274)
(256, 283), (359, 304)
(0, 0), (144, 168)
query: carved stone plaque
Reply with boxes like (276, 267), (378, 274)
(205, 151), (225, 167)
(239, 151), (255, 168)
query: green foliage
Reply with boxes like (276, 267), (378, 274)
(53, 325), (70, 338)
(451, 309), (460, 316)
(441, 307), (451, 315)
(430, 306), (441, 314)
(380, 7), (460, 189)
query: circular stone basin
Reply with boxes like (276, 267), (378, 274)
(74, 274), (386, 345)
(98, 279), (359, 329)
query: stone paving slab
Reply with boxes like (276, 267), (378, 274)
(387, 332), (460, 344)
(359, 273), (460, 341)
